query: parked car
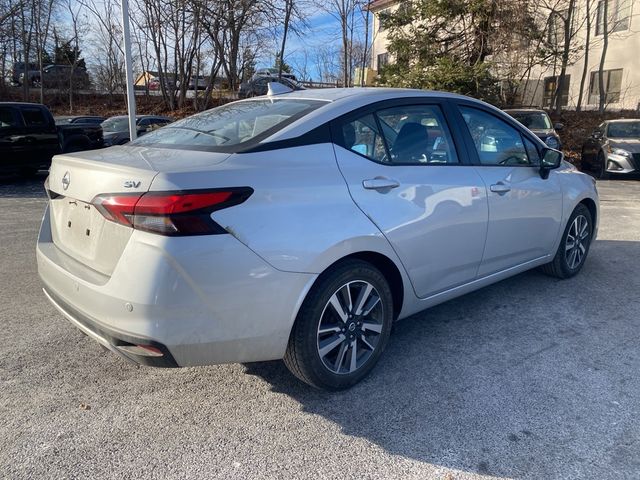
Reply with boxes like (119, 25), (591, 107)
(254, 68), (297, 82)
(20, 64), (90, 89)
(238, 77), (305, 99)
(101, 115), (173, 146)
(38, 88), (598, 390)
(581, 119), (640, 178)
(0, 102), (103, 176)
(55, 115), (106, 126)
(8, 62), (50, 86)
(504, 109), (563, 149)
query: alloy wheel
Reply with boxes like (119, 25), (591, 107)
(317, 280), (384, 375)
(565, 214), (590, 269)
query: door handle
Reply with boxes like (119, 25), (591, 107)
(490, 182), (511, 194)
(363, 177), (400, 190)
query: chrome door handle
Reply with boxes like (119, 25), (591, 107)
(490, 182), (511, 194)
(362, 178), (400, 190)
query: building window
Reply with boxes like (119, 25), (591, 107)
(378, 8), (389, 32)
(543, 75), (571, 108)
(548, 10), (567, 45)
(596, 0), (632, 35)
(377, 52), (389, 70)
(589, 69), (623, 104)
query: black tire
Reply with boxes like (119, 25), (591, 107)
(284, 259), (394, 390)
(541, 203), (593, 279)
(596, 151), (609, 180)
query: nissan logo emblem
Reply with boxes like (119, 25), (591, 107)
(62, 171), (70, 190)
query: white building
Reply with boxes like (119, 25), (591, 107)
(368, 0), (640, 111)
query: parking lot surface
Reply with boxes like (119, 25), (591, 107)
(1, 174), (639, 479)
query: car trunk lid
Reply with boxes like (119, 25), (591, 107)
(47, 146), (232, 276)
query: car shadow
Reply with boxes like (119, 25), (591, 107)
(243, 239), (640, 478)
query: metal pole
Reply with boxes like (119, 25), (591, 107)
(121, 0), (137, 141)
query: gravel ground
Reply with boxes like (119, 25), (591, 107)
(1, 173), (639, 480)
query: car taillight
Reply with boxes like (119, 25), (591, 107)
(92, 188), (252, 236)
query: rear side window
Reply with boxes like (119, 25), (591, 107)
(0, 107), (18, 128)
(131, 99), (325, 152)
(21, 108), (48, 127)
(340, 104), (458, 165)
(460, 106), (531, 166)
(377, 105), (458, 164)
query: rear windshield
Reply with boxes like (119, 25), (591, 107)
(102, 117), (129, 132)
(607, 121), (640, 138)
(130, 98), (325, 152)
(509, 112), (552, 130)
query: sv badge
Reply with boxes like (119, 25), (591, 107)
(124, 180), (142, 188)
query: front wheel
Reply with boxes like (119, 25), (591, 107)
(596, 151), (610, 180)
(284, 260), (394, 390)
(541, 204), (593, 279)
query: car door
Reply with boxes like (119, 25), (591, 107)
(333, 99), (488, 298)
(454, 103), (563, 277)
(18, 106), (60, 166)
(0, 106), (26, 171)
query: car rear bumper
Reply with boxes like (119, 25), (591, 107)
(37, 206), (317, 367)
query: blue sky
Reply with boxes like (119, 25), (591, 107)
(255, 8), (371, 81)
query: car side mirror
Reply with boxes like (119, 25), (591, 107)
(540, 148), (563, 179)
(592, 131), (603, 139)
(553, 122), (564, 131)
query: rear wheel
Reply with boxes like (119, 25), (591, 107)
(541, 204), (593, 279)
(284, 260), (394, 390)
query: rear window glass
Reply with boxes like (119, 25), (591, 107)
(131, 99), (325, 152)
(21, 108), (48, 126)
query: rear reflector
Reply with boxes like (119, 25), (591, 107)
(92, 188), (252, 236)
(116, 344), (164, 357)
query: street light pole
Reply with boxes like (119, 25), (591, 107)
(121, 0), (137, 141)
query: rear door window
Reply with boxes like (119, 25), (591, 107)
(0, 107), (19, 128)
(21, 107), (48, 127)
(377, 105), (458, 164)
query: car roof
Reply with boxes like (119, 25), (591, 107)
(606, 118), (640, 123)
(251, 87), (489, 143)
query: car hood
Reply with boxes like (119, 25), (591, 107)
(529, 129), (557, 138)
(609, 138), (640, 153)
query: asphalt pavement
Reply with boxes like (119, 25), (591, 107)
(1, 173), (639, 480)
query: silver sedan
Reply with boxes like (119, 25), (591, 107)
(37, 88), (599, 390)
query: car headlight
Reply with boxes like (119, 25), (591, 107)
(609, 146), (632, 158)
(545, 136), (560, 149)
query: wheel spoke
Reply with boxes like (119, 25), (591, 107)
(568, 248), (578, 269)
(353, 283), (373, 316)
(362, 295), (381, 316)
(578, 243), (586, 255)
(319, 334), (345, 358)
(334, 341), (349, 371)
(318, 325), (342, 335)
(360, 335), (375, 351)
(348, 340), (358, 373)
(565, 238), (575, 250)
(328, 293), (349, 323)
(361, 322), (382, 334)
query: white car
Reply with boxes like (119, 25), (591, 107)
(37, 87), (599, 390)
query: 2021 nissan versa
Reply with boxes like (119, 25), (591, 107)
(37, 88), (599, 390)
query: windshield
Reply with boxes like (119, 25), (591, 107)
(131, 99), (325, 152)
(101, 117), (130, 133)
(607, 121), (640, 138)
(509, 112), (552, 130)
